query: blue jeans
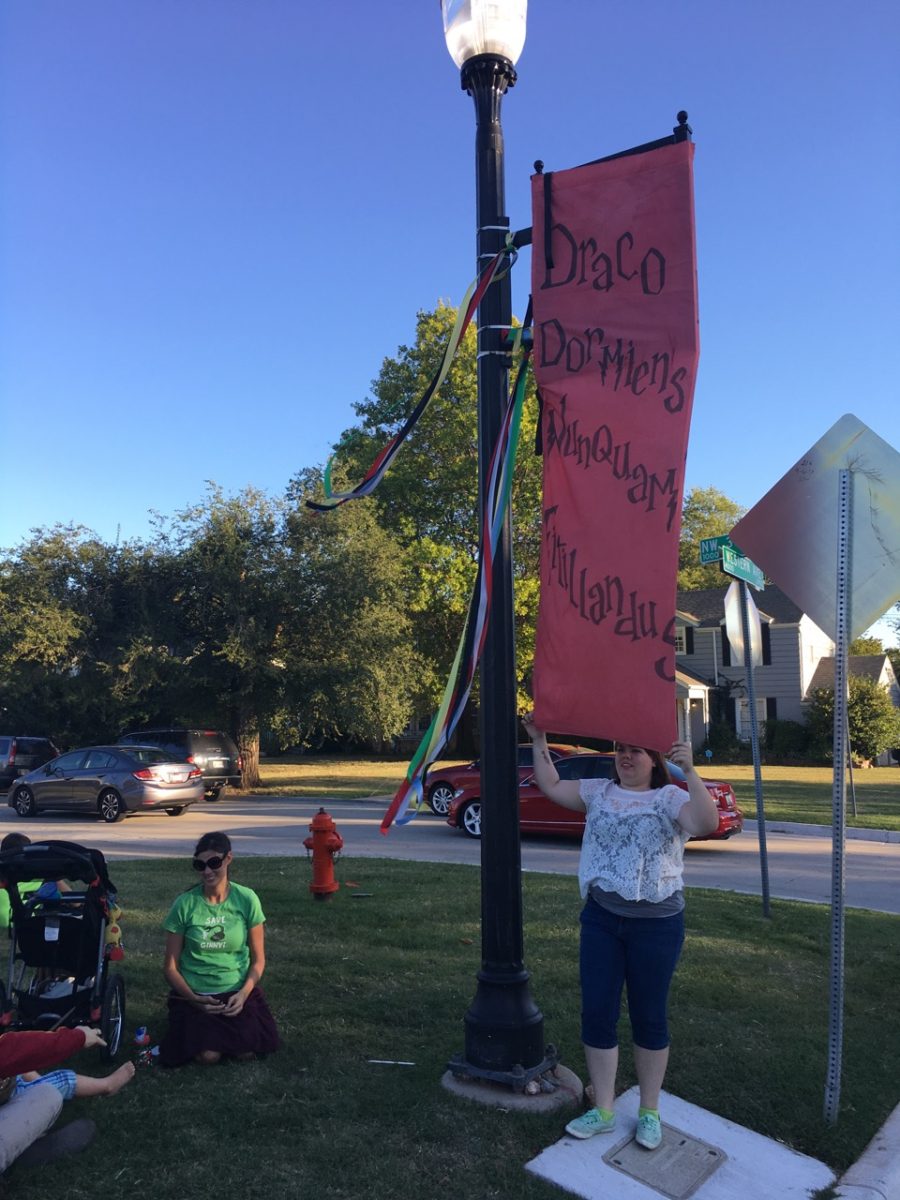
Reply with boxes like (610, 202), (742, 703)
(579, 898), (685, 1051)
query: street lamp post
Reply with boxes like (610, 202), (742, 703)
(442, 0), (551, 1086)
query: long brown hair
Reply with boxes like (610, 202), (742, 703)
(612, 745), (672, 789)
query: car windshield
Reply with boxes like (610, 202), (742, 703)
(124, 747), (181, 765)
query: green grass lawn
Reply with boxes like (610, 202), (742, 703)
(6, 858), (898, 1199)
(701, 764), (900, 831)
(242, 754), (900, 832)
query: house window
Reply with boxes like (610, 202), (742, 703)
(766, 698), (778, 721)
(720, 625), (731, 667)
(674, 628), (695, 653)
(762, 623), (772, 666)
(736, 697), (769, 738)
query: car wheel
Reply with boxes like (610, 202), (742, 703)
(460, 799), (482, 839)
(166, 806), (186, 816)
(100, 974), (125, 1060)
(13, 786), (36, 818)
(98, 789), (125, 823)
(205, 788), (222, 802)
(428, 782), (456, 817)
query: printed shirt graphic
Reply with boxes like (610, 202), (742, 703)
(576, 779), (689, 902)
(164, 882), (265, 994)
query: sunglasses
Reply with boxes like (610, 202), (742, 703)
(192, 855), (226, 872)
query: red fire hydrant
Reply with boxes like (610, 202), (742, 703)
(303, 807), (343, 900)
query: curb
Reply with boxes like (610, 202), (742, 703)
(835, 1101), (900, 1199)
(744, 819), (900, 844)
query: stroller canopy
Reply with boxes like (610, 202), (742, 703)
(0, 840), (116, 892)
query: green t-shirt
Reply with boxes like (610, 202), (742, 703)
(163, 882), (265, 994)
(0, 880), (41, 929)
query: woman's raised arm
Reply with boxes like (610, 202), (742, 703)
(521, 713), (585, 812)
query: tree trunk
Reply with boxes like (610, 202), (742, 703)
(236, 724), (261, 789)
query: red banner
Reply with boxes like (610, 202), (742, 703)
(530, 140), (699, 751)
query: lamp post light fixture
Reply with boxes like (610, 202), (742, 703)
(441, 0), (554, 1088)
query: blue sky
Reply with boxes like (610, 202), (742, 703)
(2, 2), (898, 636)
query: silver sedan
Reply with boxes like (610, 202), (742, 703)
(7, 745), (205, 822)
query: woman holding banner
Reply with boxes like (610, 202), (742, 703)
(522, 714), (717, 1151)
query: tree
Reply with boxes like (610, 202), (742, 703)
(848, 635), (886, 655)
(806, 675), (900, 765)
(0, 525), (169, 746)
(677, 487), (747, 591)
(282, 472), (420, 748)
(292, 304), (544, 719)
(152, 485), (292, 787)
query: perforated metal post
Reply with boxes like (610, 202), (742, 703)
(738, 580), (770, 918)
(824, 468), (852, 1124)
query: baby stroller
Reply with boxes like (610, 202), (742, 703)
(0, 839), (125, 1059)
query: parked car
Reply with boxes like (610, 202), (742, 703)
(7, 745), (205, 822)
(0, 736), (60, 792)
(445, 753), (743, 841)
(117, 728), (242, 800)
(424, 743), (588, 816)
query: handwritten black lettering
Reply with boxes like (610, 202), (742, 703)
(544, 398), (680, 531)
(541, 222), (667, 297)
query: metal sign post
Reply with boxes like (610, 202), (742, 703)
(824, 468), (852, 1125)
(738, 579), (770, 918)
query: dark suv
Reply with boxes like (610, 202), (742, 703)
(0, 736), (60, 791)
(117, 728), (242, 801)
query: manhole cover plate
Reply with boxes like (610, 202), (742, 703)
(602, 1126), (726, 1199)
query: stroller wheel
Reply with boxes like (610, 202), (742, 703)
(100, 974), (126, 1059)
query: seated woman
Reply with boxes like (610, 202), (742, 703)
(160, 832), (280, 1067)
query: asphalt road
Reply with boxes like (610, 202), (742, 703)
(2, 793), (898, 914)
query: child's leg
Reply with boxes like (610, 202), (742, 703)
(72, 1061), (135, 1098)
(14, 1069), (77, 1101)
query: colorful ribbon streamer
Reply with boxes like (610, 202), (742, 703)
(306, 243), (516, 512)
(380, 339), (532, 832)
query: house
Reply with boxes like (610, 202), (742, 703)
(806, 654), (900, 764)
(674, 584), (836, 744)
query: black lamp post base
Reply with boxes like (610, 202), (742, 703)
(447, 1043), (560, 1093)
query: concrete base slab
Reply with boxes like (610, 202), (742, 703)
(526, 1087), (836, 1200)
(441, 1063), (583, 1114)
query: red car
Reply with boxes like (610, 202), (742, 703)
(424, 743), (584, 816)
(445, 753), (743, 841)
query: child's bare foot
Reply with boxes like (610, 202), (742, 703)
(104, 1061), (136, 1095)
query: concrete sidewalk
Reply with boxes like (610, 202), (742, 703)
(526, 1087), (900, 1200)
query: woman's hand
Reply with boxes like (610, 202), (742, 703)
(76, 1025), (107, 1050)
(668, 741), (696, 776)
(521, 711), (543, 741)
(220, 989), (249, 1018)
(191, 993), (227, 1013)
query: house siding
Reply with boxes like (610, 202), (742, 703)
(675, 604), (836, 735)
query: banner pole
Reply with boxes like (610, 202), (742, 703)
(824, 467), (852, 1124)
(738, 579), (770, 918)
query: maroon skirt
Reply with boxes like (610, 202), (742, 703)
(159, 986), (280, 1068)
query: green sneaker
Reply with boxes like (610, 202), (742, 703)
(565, 1107), (617, 1139)
(635, 1112), (662, 1149)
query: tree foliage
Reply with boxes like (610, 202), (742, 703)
(282, 472), (419, 748)
(848, 635), (886, 655)
(295, 304), (544, 711)
(677, 487), (747, 590)
(806, 675), (900, 764)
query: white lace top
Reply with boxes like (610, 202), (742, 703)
(577, 778), (690, 902)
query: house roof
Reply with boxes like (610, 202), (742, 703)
(676, 582), (804, 627)
(806, 655), (894, 693)
(676, 664), (710, 687)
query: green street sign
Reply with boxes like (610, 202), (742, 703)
(699, 535), (732, 565)
(721, 544), (765, 591)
